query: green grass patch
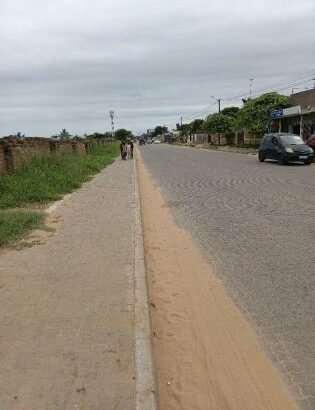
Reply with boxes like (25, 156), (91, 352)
(0, 142), (119, 209)
(0, 210), (45, 247)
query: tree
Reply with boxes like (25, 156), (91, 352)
(153, 125), (168, 138)
(52, 128), (72, 140)
(234, 92), (290, 135)
(115, 129), (133, 141)
(190, 119), (204, 134)
(87, 132), (113, 139)
(221, 106), (240, 119)
(204, 113), (233, 134)
(176, 123), (191, 141)
(204, 113), (234, 145)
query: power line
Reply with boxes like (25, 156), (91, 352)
(151, 69), (315, 130)
(225, 69), (315, 101)
(183, 105), (214, 120)
(182, 102), (217, 120)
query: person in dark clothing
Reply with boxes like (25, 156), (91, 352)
(129, 140), (134, 158)
(120, 141), (127, 160)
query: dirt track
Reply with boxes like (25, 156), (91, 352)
(137, 151), (298, 410)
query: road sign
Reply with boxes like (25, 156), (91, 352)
(269, 109), (283, 118)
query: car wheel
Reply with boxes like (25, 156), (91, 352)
(278, 155), (287, 165)
(258, 153), (265, 162)
(304, 160), (312, 165)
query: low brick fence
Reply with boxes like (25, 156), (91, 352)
(0, 136), (112, 173)
(183, 132), (261, 146)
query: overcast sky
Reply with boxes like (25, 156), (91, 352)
(1, 0), (314, 136)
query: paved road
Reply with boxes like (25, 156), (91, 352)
(140, 144), (315, 410)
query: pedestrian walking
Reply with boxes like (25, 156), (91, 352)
(126, 141), (132, 159)
(129, 140), (134, 159)
(120, 141), (127, 160)
(120, 141), (125, 160)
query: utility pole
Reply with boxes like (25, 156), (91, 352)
(180, 116), (183, 127)
(249, 78), (254, 97)
(210, 95), (221, 113)
(109, 110), (115, 138)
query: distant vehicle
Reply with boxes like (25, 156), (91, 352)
(139, 138), (145, 145)
(153, 139), (161, 144)
(259, 133), (314, 165)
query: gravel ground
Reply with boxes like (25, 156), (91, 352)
(140, 144), (315, 410)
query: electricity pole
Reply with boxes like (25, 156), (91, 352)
(249, 78), (254, 97)
(210, 96), (221, 113)
(109, 110), (115, 138)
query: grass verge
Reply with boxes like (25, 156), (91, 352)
(0, 142), (119, 209)
(0, 211), (45, 247)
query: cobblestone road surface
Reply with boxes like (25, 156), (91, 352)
(140, 144), (315, 410)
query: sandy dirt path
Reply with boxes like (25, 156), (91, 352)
(136, 150), (298, 410)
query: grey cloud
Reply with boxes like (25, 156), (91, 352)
(1, 0), (314, 135)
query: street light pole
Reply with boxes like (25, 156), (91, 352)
(109, 110), (115, 138)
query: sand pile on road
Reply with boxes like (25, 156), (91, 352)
(137, 150), (298, 410)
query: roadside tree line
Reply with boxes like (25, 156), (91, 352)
(50, 129), (134, 141)
(171, 92), (290, 141)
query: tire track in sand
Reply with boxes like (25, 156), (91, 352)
(136, 149), (298, 410)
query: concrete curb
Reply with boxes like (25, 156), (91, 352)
(134, 151), (159, 410)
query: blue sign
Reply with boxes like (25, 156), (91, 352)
(269, 109), (283, 118)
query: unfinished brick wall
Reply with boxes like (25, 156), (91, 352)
(244, 134), (262, 145)
(0, 137), (113, 174)
(71, 141), (87, 154)
(0, 145), (7, 173)
(55, 141), (73, 154)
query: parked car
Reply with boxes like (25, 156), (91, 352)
(139, 138), (145, 145)
(259, 133), (314, 165)
(153, 139), (161, 144)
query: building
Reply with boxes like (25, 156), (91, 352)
(270, 89), (315, 140)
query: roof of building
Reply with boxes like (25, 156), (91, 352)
(289, 89), (315, 110)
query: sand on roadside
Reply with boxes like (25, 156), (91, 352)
(136, 149), (298, 410)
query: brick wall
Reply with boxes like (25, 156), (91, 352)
(244, 134), (261, 145)
(0, 145), (7, 173)
(208, 133), (227, 145)
(0, 137), (113, 174)
(290, 89), (315, 109)
(72, 141), (87, 154)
